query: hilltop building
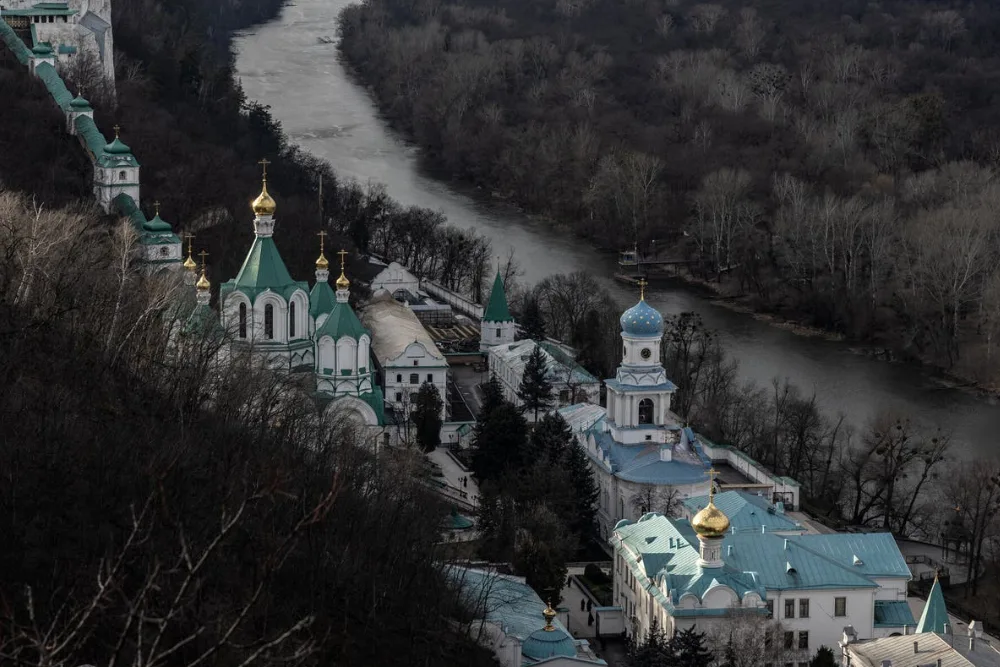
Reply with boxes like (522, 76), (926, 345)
(1, 0), (115, 84)
(611, 480), (914, 658)
(558, 282), (800, 538)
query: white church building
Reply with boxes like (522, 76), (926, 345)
(559, 283), (800, 539)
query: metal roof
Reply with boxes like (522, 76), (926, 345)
(683, 491), (803, 533)
(848, 633), (1000, 667)
(361, 292), (444, 363)
(483, 271), (513, 323)
(874, 600), (917, 628)
(917, 576), (950, 633)
(491, 340), (598, 387)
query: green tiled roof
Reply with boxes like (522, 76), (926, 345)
(112, 193), (147, 232)
(34, 61), (72, 109)
(874, 600), (916, 628)
(224, 237), (306, 300)
(0, 16), (32, 64)
(182, 303), (223, 337)
(916, 576), (949, 633)
(360, 386), (385, 425)
(112, 194), (180, 244)
(315, 300), (368, 341)
(3, 3), (76, 16)
(57, 44), (76, 54)
(143, 214), (172, 232)
(75, 115), (107, 159)
(309, 280), (336, 319)
(104, 136), (131, 154)
(69, 94), (91, 110)
(483, 270), (513, 322)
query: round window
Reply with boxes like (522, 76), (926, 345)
(641, 348), (652, 360)
(159, 246), (169, 256)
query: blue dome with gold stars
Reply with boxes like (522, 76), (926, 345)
(620, 298), (664, 336)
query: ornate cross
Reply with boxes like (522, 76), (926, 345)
(337, 248), (348, 272)
(638, 277), (648, 301)
(113, 124), (121, 139)
(153, 200), (161, 216)
(198, 249), (209, 272)
(318, 230), (327, 255)
(258, 158), (270, 180)
(183, 232), (195, 257)
(707, 467), (719, 501)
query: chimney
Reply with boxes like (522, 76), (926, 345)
(913, 641), (919, 655)
(903, 625), (909, 636)
(761, 525), (766, 534)
(784, 538), (789, 550)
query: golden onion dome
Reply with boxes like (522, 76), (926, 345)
(335, 270), (350, 290)
(691, 500), (730, 538)
(183, 254), (197, 271)
(316, 252), (330, 270)
(251, 180), (277, 217)
(542, 600), (557, 631)
(196, 269), (210, 292)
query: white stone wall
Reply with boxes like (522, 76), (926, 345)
(385, 342), (448, 420)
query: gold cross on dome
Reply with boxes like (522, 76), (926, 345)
(337, 248), (348, 271)
(198, 249), (209, 269)
(707, 467), (719, 501)
(184, 232), (195, 254)
(638, 277), (648, 301)
(318, 230), (327, 253)
(258, 158), (270, 180)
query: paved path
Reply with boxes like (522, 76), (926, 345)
(561, 569), (599, 639)
(427, 447), (479, 505)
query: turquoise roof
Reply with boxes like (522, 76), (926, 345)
(309, 280), (336, 319)
(144, 214), (172, 232)
(614, 514), (910, 617)
(222, 237), (307, 301)
(75, 115), (107, 159)
(0, 16), (32, 64)
(359, 386), (385, 425)
(57, 44), (76, 54)
(104, 136), (132, 155)
(874, 600), (917, 628)
(315, 300), (368, 341)
(588, 428), (709, 485)
(448, 567), (573, 642)
(916, 577), (949, 633)
(483, 270), (513, 322)
(33, 61), (72, 109)
(69, 94), (91, 110)
(523, 628), (576, 661)
(620, 298), (663, 336)
(31, 42), (52, 55)
(683, 491), (802, 533)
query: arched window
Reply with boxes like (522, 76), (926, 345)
(289, 302), (296, 338)
(639, 398), (654, 425)
(619, 497), (625, 520)
(396, 373), (402, 383)
(119, 170), (126, 181)
(264, 304), (274, 340)
(238, 303), (247, 338)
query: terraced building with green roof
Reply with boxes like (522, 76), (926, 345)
(217, 178), (384, 427)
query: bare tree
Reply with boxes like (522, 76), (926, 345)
(687, 4), (727, 35)
(629, 485), (682, 517)
(735, 8), (766, 60)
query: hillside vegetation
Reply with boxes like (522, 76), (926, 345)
(338, 0), (1000, 383)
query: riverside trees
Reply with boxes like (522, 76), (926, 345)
(339, 0), (1000, 382)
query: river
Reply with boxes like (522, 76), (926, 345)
(233, 0), (1000, 458)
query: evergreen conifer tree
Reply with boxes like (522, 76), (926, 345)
(518, 346), (553, 421)
(480, 373), (505, 414)
(810, 646), (836, 667)
(626, 620), (674, 667)
(520, 296), (547, 341)
(671, 626), (713, 667)
(471, 400), (529, 482)
(531, 413), (599, 539)
(411, 382), (443, 452)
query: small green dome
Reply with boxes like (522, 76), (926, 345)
(104, 137), (132, 155)
(69, 95), (91, 110)
(521, 627), (575, 661)
(32, 43), (53, 56)
(143, 214), (172, 232)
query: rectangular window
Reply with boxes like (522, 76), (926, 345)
(395, 392), (402, 402)
(798, 632), (809, 650)
(799, 598), (809, 618)
(765, 600), (774, 618)
(784, 599), (795, 619)
(834, 597), (846, 617)
(409, 373), (419, 384)
(427, 373), (433, 382)
(783, 632), (794, 650)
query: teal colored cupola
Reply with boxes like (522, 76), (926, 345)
(915, 573), (949, 633)
(620, 279), (663, 337)
(484, 270), (513, 323)
(104, 126), (132, 155)
(521, 602), (575, 662)
(143, 201), (172, 232)
(69, 94), (91, 111)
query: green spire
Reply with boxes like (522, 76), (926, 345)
(483, 270), (513, 323)
(916, 574), (949, 633)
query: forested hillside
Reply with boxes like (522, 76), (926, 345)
(338, 0), (1000, 383)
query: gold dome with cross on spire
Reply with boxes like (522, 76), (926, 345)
(692, 468), (730, 538)
(335, 249), (350, 290)
(251, 158), (277, 217)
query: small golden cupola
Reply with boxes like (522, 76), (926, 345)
(542, 600), (557, 631)
(183, 232), (197, 272)
(692, 468), (730, 538)
(335, 248), (350, 291)
(251, 158), (277, 217)
(196, 250), (211, 292)
(316, 230), (330, 271)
